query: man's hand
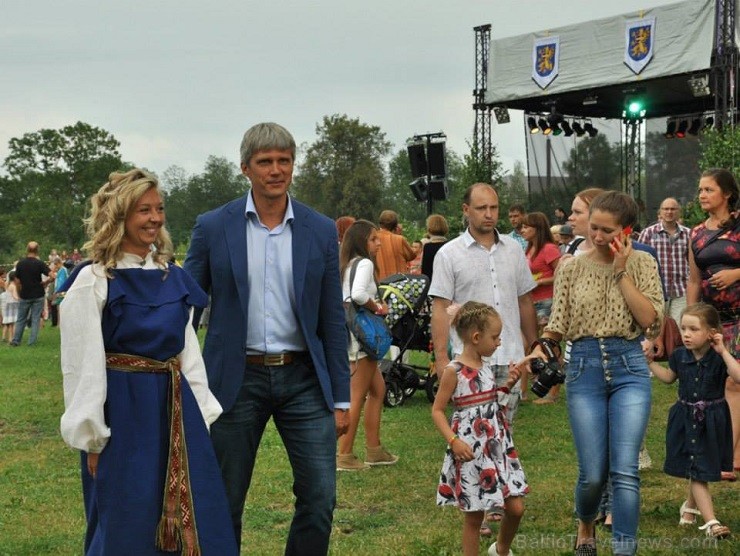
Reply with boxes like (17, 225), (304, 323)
(335, 409), (349, 438)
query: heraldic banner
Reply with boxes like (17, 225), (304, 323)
(624, 16), (655, 75)
(532, 35), (559, 90)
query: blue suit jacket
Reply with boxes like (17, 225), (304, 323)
(183, 195), (350, 413)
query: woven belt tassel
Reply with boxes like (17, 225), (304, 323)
(105, 354), (201, 555)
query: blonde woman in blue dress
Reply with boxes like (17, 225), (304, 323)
(60, 169), (237, 555)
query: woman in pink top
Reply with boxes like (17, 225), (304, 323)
(521, 212), (561, 403)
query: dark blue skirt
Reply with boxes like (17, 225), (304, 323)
(81, 370), (237, 555)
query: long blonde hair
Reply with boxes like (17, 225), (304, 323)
(83, 168), (173, 276)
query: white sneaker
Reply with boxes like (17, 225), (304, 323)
(488, 541), (513, 556)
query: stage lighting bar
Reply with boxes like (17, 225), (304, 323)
(527, 115), (600, 139)
(665, 114), (714, 138)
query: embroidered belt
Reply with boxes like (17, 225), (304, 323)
(679, 397), (726, 423)
(105, 353), (201, 556)
(454, 389), (504, 410)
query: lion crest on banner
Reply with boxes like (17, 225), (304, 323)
(625, 17), (655, 75)
(532, 36), (559, 90)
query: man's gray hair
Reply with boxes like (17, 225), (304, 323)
(240, 122), (296, 167)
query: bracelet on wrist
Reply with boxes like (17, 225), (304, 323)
(448, 434), (458, 446)
(614, 270), (627, 283)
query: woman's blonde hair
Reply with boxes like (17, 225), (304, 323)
(83, 168), (173, 276)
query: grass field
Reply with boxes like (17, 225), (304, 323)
(0, 325), (738, 555)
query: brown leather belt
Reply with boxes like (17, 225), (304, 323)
(246, 352), (307, 366)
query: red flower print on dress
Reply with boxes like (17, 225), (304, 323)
(460, 365), (480, 393)
(438, 483), (454, 501)
(473, 417), (494, 438)
(479, 468), (498, 493)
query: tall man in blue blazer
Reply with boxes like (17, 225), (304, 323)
(184, 122), (350, 555)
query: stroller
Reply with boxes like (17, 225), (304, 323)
(378, 273), (437, 407)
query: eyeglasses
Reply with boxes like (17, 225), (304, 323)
(661, 207), (679, 211)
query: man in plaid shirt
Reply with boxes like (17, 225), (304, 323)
(637, 197), (690, 322)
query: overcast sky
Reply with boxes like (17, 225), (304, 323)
(1, 0), (678, 178)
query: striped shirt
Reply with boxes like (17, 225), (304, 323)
(637, 221), (690, 299)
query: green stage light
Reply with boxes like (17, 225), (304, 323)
(628, 101), (642, 114)
(623, 97), (646, 120)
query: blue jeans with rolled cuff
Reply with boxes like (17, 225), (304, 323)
(566, 337), (652, 556)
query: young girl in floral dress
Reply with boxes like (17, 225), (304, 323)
(432, 301), (529, 556)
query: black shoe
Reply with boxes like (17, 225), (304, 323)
(10, 342), (19, 347)
(574, 537), (597, 556)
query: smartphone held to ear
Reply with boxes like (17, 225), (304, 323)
(611, 225), (633, 250)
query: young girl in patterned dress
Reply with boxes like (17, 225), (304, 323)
(648, 303), (740, 539)
(432, 301), (529, 556)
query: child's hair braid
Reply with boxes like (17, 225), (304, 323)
(451, 301), (500, 338)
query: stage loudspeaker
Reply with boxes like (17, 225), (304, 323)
(427, 142), (446, 177)
(407, 143), (427, 179)
(429, 178), (448, 201)
(409, 177), (428, 201)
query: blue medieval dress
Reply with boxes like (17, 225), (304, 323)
(60, 256), (237, 555)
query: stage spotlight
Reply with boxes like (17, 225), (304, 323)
(688, 118), (702, 135)
(551, 122), (563, 136)
(538, 118), (552, 135)
(688, 74), (711, 97)
(664, 120), (676, 138)
(583, 122), (598, 138)
(561, 121), (574, 136)
(494, 106), (511, 124)
(703, 115), (714, 130)
(675, 120), (688, 138)
(572, 122), (586, 137)
(527, 116), (540, 134)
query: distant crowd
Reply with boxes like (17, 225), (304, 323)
(0, 245), (84, 345)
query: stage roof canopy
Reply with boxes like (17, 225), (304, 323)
(485, 0), (732, 119)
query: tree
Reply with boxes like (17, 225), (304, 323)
(562, 134), (621, 191)
(164, 156), (247, 250)
(699, 126), (740, 176)
(0, 122), (124, 257)
(292, 114), (391, 220)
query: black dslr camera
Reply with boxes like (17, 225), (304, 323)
(530, 338), (564, 398)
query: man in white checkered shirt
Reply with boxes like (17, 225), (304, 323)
(637, 197), (690, 323)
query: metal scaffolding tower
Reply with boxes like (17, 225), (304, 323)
(473, 24), (493, 179)
(712, 0), (738, 129)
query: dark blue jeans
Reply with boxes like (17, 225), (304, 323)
(211, 358), (336, 555)
(566, 337), (652, 556)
